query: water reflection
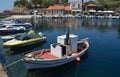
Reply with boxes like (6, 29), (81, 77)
(27, 62), (78, 77)
(83, 19), (120, 31)
(0, 38), (6, 63)
(27, 52), (88, 77)
(1, 18), (120, 77)
(117, 24), (120, 39)
(33, 19), (81, 31)
(31, 18), (120, 33)
(47, 19), (82, 31)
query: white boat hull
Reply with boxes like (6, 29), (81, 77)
(24, 44), (88, 69)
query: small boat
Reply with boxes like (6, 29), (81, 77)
(10, 22), (33, 31)
(0, 19), (33, 32)
(0, 33), (26, 42)
(23, 28), (89, 69)
(3, 31), (46, 47)
(0, 35), (15, 42)
(0, 25), (26, 35)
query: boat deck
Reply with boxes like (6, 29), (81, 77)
(32, 41), (88, 60)
(34, 50), (59, 59)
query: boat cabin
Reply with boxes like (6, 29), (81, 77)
(51, 34), (78, 57)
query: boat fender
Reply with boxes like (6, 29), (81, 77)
(76, 57), (81, 62)
(68, 51), (72, 56)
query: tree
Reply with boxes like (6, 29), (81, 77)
(14, 0), (28, 6)
(30, 0), (42, 5)
(14, 0), (20, 6)
(96, 0), (120, 10)
(61, 0), (68, 3)
(41, 0), (49, 7)
(14, 0), (69, 8)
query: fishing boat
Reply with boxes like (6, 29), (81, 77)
(3, 31), (46, 47)
(23, 28), (89, 69)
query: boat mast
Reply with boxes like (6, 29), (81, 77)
(65, 27), (70, 45)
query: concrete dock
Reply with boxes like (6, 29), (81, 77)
(0, 38), (9, 77)
(0, 63), (9, 77)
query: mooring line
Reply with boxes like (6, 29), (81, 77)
(3, 58), (23, 69)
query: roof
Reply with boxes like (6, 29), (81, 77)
(48, 5), (71, 10)
(48, 5), (64, 10)
(64, 6), (70, 11)
(4, 10), (11, 12)
(87, 4), (97, 7)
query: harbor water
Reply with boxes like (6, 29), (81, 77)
(0, 18), (120, 77)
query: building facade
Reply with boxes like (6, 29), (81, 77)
(38, 5), (71, 15)
(70, 0), (82, 15)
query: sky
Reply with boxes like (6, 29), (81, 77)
(0, 0), (90, 13)
(0, 0), (15, 12)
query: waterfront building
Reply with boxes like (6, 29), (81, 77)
(38, 5), (71, 15)
(70, 0), (82, 15)
(47, 5), (65, 15)
(86, 4), (97, 12)
(38, 0), (83, 16)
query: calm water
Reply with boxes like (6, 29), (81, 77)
(1, 18), (120, 77)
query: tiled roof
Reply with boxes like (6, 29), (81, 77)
(48, 5), (64, 10)
(64, 6), (70, 11)
(4, 10), (11, 12)
(87, 4), (97, 6)
(48, 5), (71, 10)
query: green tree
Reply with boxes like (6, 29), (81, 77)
(40, 0), (48, 7)
(30, 0), (42, 5)
(96, 0), (120, 9)
(14, 0), (20, 6)
(14, 0), (28, 6)
(61, 0), (68, 3)
(48, 0), (57, 5)
(14, 0), (69, 8)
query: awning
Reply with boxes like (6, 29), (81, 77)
(89, 10), (96, 12)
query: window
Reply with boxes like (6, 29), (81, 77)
(72, 4), (75, 7)
(78, 4), (80, 8)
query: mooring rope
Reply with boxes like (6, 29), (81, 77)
(3, 58), (23, 69)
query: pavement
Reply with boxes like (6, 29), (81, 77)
(0, 63), (9, 77)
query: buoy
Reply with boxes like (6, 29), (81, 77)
(76, 57), (81, 62)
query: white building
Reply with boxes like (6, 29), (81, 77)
(70, 0), (82, 15)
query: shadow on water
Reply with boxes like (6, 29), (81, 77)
(0, 38), (6, 63)
(26, 52), (88, 77)
(5, 41), (46, 56)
